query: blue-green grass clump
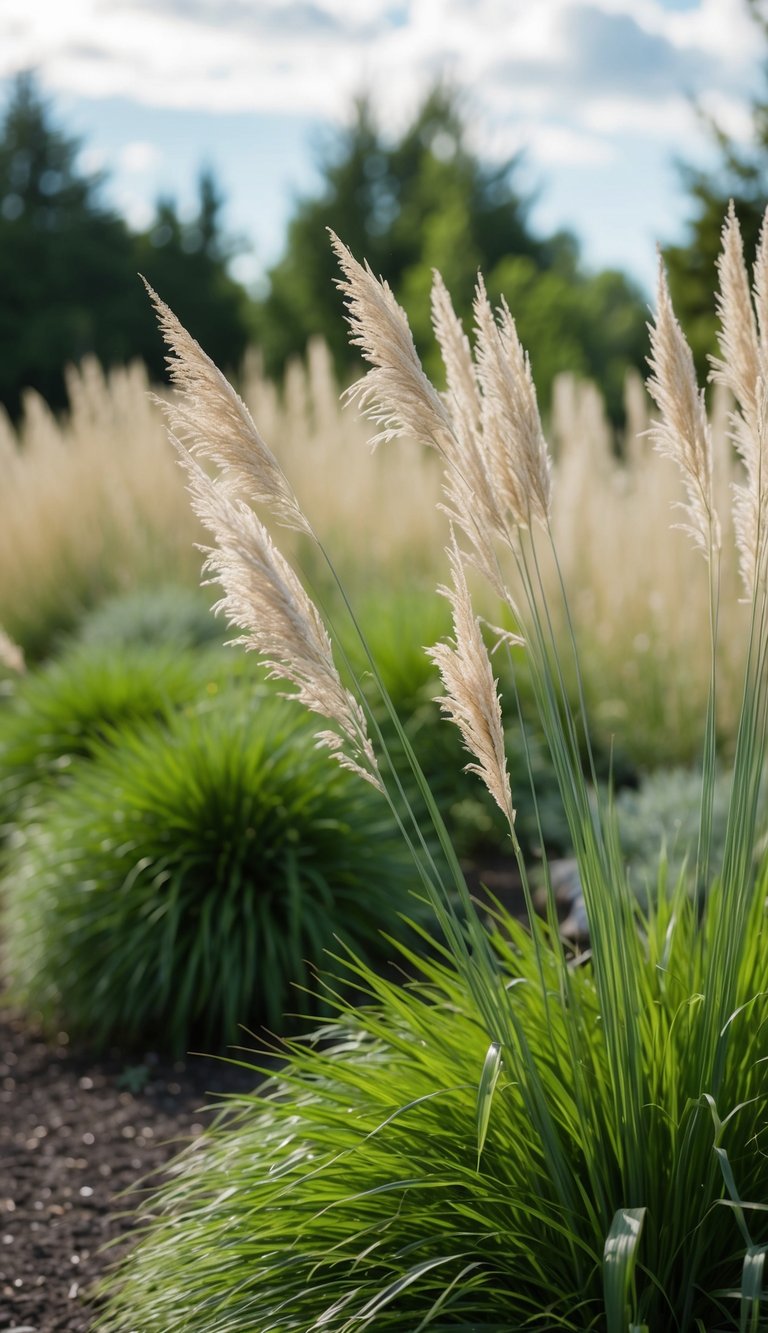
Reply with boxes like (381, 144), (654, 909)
(2, 692), (414, 1051)
(72, 584), (225, 652)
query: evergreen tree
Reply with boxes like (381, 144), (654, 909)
(253, 85), (647, 420)
(0, 72), (140, 415)
(665, 0), (768, 375)
(134, 168), (249, 382)
(0, 74), (250, 415)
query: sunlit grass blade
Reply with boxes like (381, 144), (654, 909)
(476, 1039), (503, 1168)
(603, 1207), (646, 1333)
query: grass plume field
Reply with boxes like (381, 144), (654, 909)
(0, 327), (749, 769)
(100, 207), (768, 1330)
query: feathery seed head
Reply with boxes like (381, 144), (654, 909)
(427, 535), (516, 826)
(753, 205), (768, 354)
(472, 279), (551, 529)
(329, 232), (453, 451)
(711, 203), (760, 418)
(169, 418), (381, 791)
(144, 280), (310, 536)
(709, 204), (768, 595)
(646, 258), (720, 557)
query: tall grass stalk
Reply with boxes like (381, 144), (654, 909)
(101, 208), (768, 1330)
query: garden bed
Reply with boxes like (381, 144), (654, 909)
(0, 855), (545, 1333)
(0, 1007), (269, 1332)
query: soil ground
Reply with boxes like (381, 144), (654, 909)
(0, 1010), (269, 1333)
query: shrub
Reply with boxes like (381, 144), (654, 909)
(101, 213), (768, 1328)
(2, 693), (413, 1051)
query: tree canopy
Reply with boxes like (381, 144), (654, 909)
(0, 74), (649, 422)
(253, 86), (648, 420)
(665, 0), (768, 375)
(0, 73), (250, 417)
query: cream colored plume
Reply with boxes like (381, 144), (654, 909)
(428, 273), (509, 595)
(179, 448), (381, 789)
(711, 204), (768, 596)
(0, 626), (24, 674)
(472, 278), (551, 529)
(148, 285), (381, 790)
(330, 232), (453, 451)
(427, 536), (516, 826)
(144, 281), (310, 536)
(646, 259), (720, 558)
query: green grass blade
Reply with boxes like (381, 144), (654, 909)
(603, 1206), (646, 1333)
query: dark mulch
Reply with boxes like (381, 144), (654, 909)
(0, 1010), (271, 1333)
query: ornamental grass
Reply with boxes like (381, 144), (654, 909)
(99, 205), (768, 1329)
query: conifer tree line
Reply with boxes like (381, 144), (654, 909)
(2, 20), (766, 423)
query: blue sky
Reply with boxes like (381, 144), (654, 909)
(0, 0), (762, 296)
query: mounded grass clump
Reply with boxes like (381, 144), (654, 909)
(72, 584), (226, 652)
(0, 643), (230, 831)
(99, 887), (768, 1333)
(2, 693), (413, 1051)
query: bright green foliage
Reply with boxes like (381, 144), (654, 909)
(99, 882), (768, 1331)
(2, 694), (414, 1050)
(0, 644), (224, 831)
(253, 87), (647, 420)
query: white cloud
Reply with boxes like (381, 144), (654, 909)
(479, 118), (616, 168)
(118, 139), (160, 173)
(581, 93), (700, 140)
(0, 0), (761, 169)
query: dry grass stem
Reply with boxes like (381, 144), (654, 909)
(427, 535), (516, 825)
(144, 281), (310, 536)
(646, 259), (720, 557)
(180, 448), (381, 790)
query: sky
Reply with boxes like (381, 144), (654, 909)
(0, 0), (763, 296)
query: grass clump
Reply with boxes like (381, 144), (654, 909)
(615, 765), (735, 903)
(101, 208), (768, 1329)
(2, 692), (413, 1051)
(0, 643), (225, 831)
(99, 890), (768, 1332)
(72, 584), (225, 652)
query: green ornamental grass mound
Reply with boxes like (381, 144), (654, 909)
(2, 693), (413, 1050)
(0, 643), (231, 831)
(98, 888), (768, 1333)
